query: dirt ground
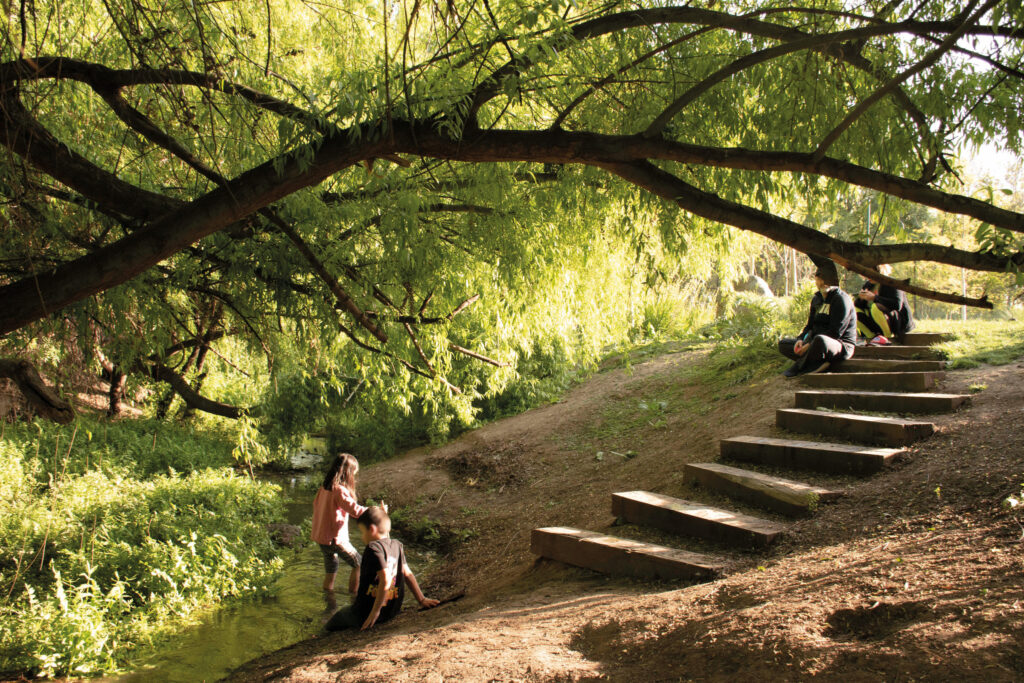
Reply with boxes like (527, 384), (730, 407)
(228, 347), (1024, 682)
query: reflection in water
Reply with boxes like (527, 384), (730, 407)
(104, 475), (328, 683)
(111, 543), (332, 683)
(100, 473), (438, 683)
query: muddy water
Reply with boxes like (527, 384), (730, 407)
(103, 473), (438, 683)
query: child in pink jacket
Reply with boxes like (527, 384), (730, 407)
(311, 453), (366, 593)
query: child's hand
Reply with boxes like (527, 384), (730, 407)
(419, 597), (440, 608)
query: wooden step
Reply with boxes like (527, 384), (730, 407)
(799, 371), (944, 391)
(832, 358), (946, 373)
(721, 435), (902, 475)
(902, 332), (952, 346)
(852, 345), (944, 360)
(684, 462), (842, 516)
(612, 491), (786, 548)
(530, 527), (725, 581)
(794, 390), (970, 414)
(777, 408), (935, 446)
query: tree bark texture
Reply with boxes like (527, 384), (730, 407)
(0, 358), (75, 424)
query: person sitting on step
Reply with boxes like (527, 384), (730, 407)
(856, 264), (916, 345)
(778, 266), (856, 378)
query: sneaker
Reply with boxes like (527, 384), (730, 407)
(782, 365), (801, 378)
(806, 361), (831, 374)
(868, 335), (890, 346)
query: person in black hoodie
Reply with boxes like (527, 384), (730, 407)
(778, 267), (857, 377)
(856, 264), (916, 344)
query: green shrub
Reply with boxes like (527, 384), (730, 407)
(630, 296), (710, 341)
(0, 421), (284, 678)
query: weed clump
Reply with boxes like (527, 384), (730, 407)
(429, 441), (529, 491)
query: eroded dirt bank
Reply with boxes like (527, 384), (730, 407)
(229, 349), (1024, 682)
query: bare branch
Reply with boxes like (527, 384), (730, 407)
(448, 343), (508, 367)
(448, 293), (481, 319)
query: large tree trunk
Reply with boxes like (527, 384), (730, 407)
(141, 361), (243, 419)
(0, 359), (75, 424)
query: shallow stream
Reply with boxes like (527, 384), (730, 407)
(99, 471), (437, 682)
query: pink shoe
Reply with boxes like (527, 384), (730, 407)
(868, 335), (890, 346)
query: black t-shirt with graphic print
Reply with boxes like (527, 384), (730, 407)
(353, 538), (406, 624)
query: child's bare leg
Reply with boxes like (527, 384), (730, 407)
(322, 572), (336, 591)
(348, 567), (358, 594)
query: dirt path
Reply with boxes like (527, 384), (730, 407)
(229, 349), (1024, 682)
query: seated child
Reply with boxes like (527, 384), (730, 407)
(778, 266), (856, 377)
(324, 507), (439, 631)
(856, 265), (915, 344)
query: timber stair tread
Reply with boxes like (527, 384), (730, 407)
(530, 527), (726, 581)
(612, 490), (787, 548)
(799, 371), (944, 391)
(721, 435), (902, 475)
(777, 407), (935, 447)
(852, 345), (944, 360)
(794, 390), (970, 414)
(831, 358), (946, 373)
(902, 332), (953, 346)
(684, 462), (842, 516)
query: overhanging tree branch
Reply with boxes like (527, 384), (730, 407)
(141, 361), (244, 419)
(599, 160), (997, 308)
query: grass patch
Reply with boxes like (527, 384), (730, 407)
(386, 506), (478, 554)
(565, 339), (780, 454)
(919, 319), (1024, 368)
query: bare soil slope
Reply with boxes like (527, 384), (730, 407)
(230, 347), (1024, 682)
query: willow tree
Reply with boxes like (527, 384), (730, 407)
(1, 0), (1022, 419)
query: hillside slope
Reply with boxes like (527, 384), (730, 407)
(230, 347), (1024, 682)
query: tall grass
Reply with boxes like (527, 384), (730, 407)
(0, 417), (285, 678)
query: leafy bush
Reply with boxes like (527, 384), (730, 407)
(0, 421), (284, 678)
(0, 416), (237, 480)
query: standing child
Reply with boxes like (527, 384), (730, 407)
(312, 453), (366, 594)
(325, 507), (439, 631)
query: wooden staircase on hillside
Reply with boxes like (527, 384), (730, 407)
(530, 333), (971, 582)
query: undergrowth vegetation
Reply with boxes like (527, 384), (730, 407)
(0, 417), (284, 678)
(927, 319), (1024, 368)
(4, 282), (1020, 679)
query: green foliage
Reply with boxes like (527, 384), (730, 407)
(631, 296), (712, 342)
(927, 319), (1024, 368)
(704, 288), (809, 349)
(0, 416), (237, 479)
(0, 420), (284, 677)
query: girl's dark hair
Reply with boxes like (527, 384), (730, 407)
(322, 452), (359, 492)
